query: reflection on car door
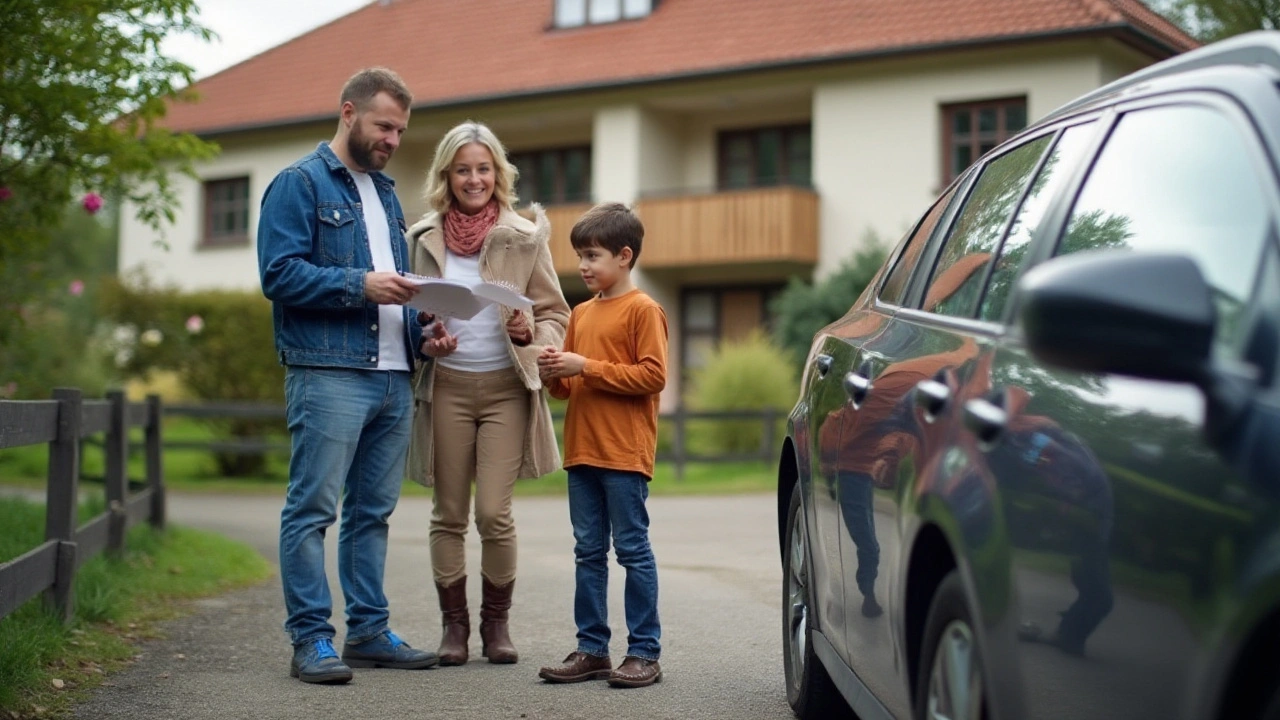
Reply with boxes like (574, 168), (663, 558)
(977, 100), (1276, 720)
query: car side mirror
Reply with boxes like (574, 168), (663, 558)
(1018, 251), (1215, 385)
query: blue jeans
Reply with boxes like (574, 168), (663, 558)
(567, 466), (661, 661)
(279, 367), (412, 647)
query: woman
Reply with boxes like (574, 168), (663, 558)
(407, 121), (570, 666)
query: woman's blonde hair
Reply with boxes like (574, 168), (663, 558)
(422, 121), (519, 214)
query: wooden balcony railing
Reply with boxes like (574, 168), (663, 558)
(537, 187), (819, 276)
(634, 186), (819, 269)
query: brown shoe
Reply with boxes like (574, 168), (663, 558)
(480, 577), (517, 664)
(435, 577), (469, 666)
(607, 656), (662, 688)
(537, 652), (612, 683)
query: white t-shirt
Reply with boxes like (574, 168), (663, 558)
(438, 249), (513, 372)
(351, 171), (409, 372)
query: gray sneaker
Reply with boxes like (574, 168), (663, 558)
(290, 638), (353, 684)
(342, 630), (439, 669)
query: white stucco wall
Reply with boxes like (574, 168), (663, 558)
(812, 46), (1107, 276)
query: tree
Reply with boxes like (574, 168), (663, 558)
(770, 238), (888, 364)
(0, 0), (218, 395)
(1153, 0), (1280, 41)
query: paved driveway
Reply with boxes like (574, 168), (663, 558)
(71, 491), (794, 720)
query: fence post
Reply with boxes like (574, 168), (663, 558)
(105, 389), (128, 556)
(146, 394), (166, 530)
(44, 388), (82, 623)
(672, 405), (686, 482)
(761, 407), (778, 464)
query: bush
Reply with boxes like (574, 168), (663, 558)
(685, 331), (798, 455)
(100, 275), (285, 477)
(771, 235), (888, 364)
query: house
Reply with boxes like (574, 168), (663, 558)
(118, 0), (1195, 404)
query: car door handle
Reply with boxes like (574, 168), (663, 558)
(843, 371), (871, 406)
(963, 398), (1007, 444)
(815, 354), (833, 377)
(914, 379), (950, 417)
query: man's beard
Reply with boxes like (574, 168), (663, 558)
(348, 121), (391, 172)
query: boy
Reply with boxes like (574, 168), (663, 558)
(535, 202), (668, 688)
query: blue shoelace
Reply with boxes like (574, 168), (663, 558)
(313, 638), (338, 659)
(384, 631), (405, 648)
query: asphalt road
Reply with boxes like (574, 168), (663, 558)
(69, 491), (795, 720)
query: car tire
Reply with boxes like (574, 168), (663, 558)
(914, 570), (987, 720)
(782, 482), (855, 720)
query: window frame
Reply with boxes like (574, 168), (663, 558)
(941, 96), (1030, 186)
(716, 124), (812, 191)
(509, 145), (593, 206)
(679, 284), (785, 381)
(200, 176), (251, 249)
(553, 0), (655, 28)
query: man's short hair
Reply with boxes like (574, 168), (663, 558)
(339, 67), (412, 112)
(570, 202), (645, 267)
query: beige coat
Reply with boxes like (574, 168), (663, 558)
(405, 204), (570, 487)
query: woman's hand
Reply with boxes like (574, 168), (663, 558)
(506, 309), (533, 347)
(420, 319), (458, 358)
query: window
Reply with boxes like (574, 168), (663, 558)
(202, 177), (250, 248)
(879, 183), (963, 306)
(978, 122), (1097, 322)
(923, 135), (1052, 317)
(1057, 104), (1272, 358)
(510, 147), (592, 205)
(555, 0), (652, 27)
(718, 125), (811, 190)
(943, 97), (1028, 184)
(681, 286), (783, 376)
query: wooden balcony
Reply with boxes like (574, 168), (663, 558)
(634, 186), (819, 270)
(539, 187), (819, 276)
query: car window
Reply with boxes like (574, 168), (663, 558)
(923, 135), (1053, 317)
(979, 122), (1097, 322)
(1058, 104), (1272, 359)
(879, 183), (962, 306)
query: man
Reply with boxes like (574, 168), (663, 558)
(258, 67), (436, 684)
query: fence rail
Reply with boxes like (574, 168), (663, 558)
(0, 389), (165, 624)
(161, 402), (783, 480)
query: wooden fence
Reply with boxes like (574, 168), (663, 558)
(0, 389), (165, 624)
(163, 403), (784, 479)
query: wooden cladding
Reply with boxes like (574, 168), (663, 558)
(634, 186), (818, 269)
(540, 187), (819, 276)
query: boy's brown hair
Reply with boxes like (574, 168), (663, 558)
(569, 202), (645, 267)
(339, 67), (413, 112)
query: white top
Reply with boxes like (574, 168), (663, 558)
(352, 171), (409, 372)
(438, 249), (513, 372)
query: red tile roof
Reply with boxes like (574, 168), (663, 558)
(164, 0), (1196, 135)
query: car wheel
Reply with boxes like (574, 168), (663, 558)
(915, 570), (987, 720)
(782, 483), (854, 719)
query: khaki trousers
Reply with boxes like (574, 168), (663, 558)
(429, 365), (530, 586)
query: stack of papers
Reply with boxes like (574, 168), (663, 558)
(402, 273), (534, 320)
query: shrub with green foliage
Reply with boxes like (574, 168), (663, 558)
(100, 276), (285, 476)
(685, 330), (798, 455)
(771, 237), (888, 364)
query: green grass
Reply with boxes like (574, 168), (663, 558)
(0, 417), (780, 497)
(0, 497), (272, 719)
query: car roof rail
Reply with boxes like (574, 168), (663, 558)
(1042, 30), (1280, 121)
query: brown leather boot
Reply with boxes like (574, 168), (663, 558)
(480, 577), (517, 664)
(435, 577), (469, 666)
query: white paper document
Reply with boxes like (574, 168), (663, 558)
(402, 273), (534, 320)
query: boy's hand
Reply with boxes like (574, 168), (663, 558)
(537, 348), (586, 378)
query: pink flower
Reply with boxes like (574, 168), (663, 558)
(185, 315), (205, 334)
(82, 192), (104, 214)
(0, 187), (11, 202)
(68, 279), (85, 296)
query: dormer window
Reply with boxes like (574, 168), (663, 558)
(555, 0), (653, 28)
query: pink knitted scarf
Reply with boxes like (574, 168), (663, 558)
(443, 199), (499, 257)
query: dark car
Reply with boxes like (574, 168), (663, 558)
(777, 31), (1280, 720)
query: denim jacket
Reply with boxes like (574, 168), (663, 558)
(258, 142), (423, 369)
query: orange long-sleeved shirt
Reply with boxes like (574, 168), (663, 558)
(545, 289), (668, 479)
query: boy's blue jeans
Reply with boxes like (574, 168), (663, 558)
(567, 466), (661, 661)
(279, 367), (411, 647)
